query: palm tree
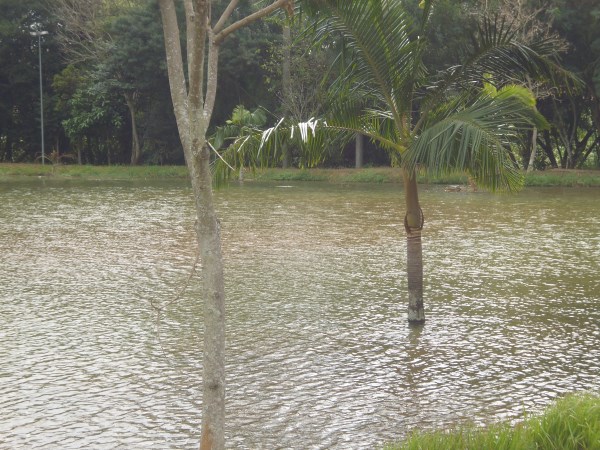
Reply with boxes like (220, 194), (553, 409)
(217, 0), (573, 323)
(211, 105), (267, 181)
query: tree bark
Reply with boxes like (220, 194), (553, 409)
(125, 92), (142, 165)
(158, 2), (225, 449)
(355, 133), (364, 168)
(192, 145), (226, 450)
(541, 130), (559, 168)
(282, 22), (292, 168)
(158, 2), (292, 448)
(403, 168), (424, 323)
(527, 126), (538, 172)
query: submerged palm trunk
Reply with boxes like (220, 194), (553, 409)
(403, 169), (425, 323)
(355, 133), (364, 168)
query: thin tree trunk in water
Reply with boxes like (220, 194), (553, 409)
(190, 146), (225, 450)
(159, 2), (225, 448)
(403, 168), (424, 323)
(527, 126), (538, 172)
(158, 1), (292, 448)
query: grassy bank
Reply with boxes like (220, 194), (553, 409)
(1, 163), (600, 187)
(252, 167), (600, 187)
(0, 163), (190, 179)
(386, 393), (600, 450)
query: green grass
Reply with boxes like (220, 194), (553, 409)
(524, 170), (600, 187)
(2, 163), (600, 187)
(386, 393), (600, 450)
(0, 163), (190, 179)
(252, 168), (329, 182)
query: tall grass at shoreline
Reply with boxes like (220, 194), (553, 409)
(0, 163), (190, 179)
(386, 393), (600, 450)
(1, 163), (599, 187)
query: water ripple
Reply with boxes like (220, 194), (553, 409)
(1, 180), (599, 449)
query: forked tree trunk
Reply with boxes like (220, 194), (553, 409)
(158, 2), (225, 448)
(403, 169), (425, 323)
(158, 1), (292, 449)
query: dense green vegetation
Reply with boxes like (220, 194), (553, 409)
(386, 393), (600, 450)
(0, 0), (598, 169)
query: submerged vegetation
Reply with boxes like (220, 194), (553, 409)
(387, 393), (600, 450)
(2, 164), (599, 187)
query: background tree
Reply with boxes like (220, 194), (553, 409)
(52, 0), (178, 165)
(210, 0), (281, 126)
(103, 2), (174, 164)
(262, 15), (331, 166)
(0, 0), (61, 162)
(479, 0), (565, 171)
(544, 0), (600, 168)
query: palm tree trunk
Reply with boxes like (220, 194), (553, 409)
(403, 169), (425, 323)
(355, 133), (364, 168)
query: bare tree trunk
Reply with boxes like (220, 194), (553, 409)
(525, 76), (537, 173)
(282, 22), (292, 168)
(191, 145), (226, 450)
(158, 2), (292, 448)
(527, 126), (538, 172)
(541, 130), (559, 168)
(125, 92), (142, 165)
(403, 169), (425, 323)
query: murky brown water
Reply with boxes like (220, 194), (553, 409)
(1, 179), (599, 449)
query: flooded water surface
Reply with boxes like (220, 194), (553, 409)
(0, 179), (599, 449)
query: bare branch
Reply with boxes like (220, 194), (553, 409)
(158, 0), (191, 151)
(204, 31), (220, 120)
(213, 0), (239, 34)
(214, 0), (291, 45)
(52, 0), (113, 63)
(186, 0), (209, 115)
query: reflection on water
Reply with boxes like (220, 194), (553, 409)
(0, 179), (599, 449)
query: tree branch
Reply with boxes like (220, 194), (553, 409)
(186, 0), (209, 115)
(204, 31), (220, 120)
(214, 0), (291, 45)
(158, 0), (190, 151)
(213, 0), (239, 34)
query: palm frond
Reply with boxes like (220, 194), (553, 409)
(419, 15), (580, 119)
(468, 17), (577, 89)
(405, 86), (547, 192)
(212, 117), (354, 185)
(302, 0), (427, 125)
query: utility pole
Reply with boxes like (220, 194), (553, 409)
(30, 26), (49, 165)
